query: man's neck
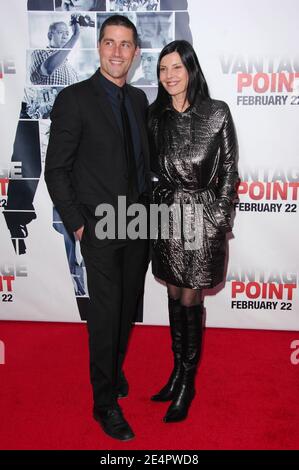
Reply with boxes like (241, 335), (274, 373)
(100, 68), (126, 88)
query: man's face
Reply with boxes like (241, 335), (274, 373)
(139, 18), (156, 40)
(99, 25), (138, 85)
(50, 23), (69, 48)
(142, 54), (156, 81)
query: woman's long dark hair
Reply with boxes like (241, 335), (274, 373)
(151, 40), (210, 115)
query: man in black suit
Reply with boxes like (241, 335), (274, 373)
(45, 15), (150, 441)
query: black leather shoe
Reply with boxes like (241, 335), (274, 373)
(116, 370), (129, 398)
(93, 404), (135, 441)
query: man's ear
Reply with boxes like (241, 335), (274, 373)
(48, 31), (53, 41)
(134, 46), (140, 59)
(97, 41), (101, 60)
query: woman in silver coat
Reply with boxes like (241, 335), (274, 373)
(148, 40), (239, 422)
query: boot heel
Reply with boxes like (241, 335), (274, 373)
(151, 298), (183, 402)
(163, 383), (196, 422)
(151, 360), (182, 401)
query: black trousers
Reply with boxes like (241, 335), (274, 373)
(80, 237), (149, 409)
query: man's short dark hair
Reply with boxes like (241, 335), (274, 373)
(99, 15), (138, 48)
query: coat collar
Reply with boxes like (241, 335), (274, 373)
(89, 69), (151, 190)
(162, 94), (207, 118)
(89, 68), (121, 137)
(126, 84), (151, 188)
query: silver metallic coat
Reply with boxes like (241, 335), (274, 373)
(148, 97), (239, 289)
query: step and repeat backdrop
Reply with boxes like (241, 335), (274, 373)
(0, 0), (298, 330)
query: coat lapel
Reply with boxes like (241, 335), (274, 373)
(127, 86), (151, 188)
(88, 70), (151, 191)
(89, 69), (122, 139)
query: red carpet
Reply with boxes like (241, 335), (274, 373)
(0, 321), (298, 450)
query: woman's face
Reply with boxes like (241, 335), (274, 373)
(159, 51), (189, 100)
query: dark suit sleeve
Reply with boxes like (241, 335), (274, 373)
(147, 106), (159, 177)
(44, 86), (85, 234)
(143, 90), (149, 109)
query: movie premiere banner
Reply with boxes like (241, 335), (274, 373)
(0, 0), (298, 330)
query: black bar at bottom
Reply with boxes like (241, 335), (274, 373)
(0, 450), (298, 465)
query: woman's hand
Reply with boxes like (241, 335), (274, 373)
(210, 199), (232, 233)
(75, 225), (85, 241)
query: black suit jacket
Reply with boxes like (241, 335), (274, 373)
(45, 69), (151, 245)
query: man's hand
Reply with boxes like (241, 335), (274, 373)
(75, 225), (84, 241)
(70, 15), (81, 38)
(60, 0), (73, 11)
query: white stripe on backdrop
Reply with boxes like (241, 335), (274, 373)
(0, 0), (298, 329)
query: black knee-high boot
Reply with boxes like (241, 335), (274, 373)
(163, 303), (204, 422)
(151, 298), (183, 402)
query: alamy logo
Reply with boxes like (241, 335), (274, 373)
(290, 340), (299, 365)
(94, 196), (205, 251)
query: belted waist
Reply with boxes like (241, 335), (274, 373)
(155, 179), (215, 193)
(174, 186), (214, 195)
(153, 182), (216, 205)
(152, 182), (216, 256)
